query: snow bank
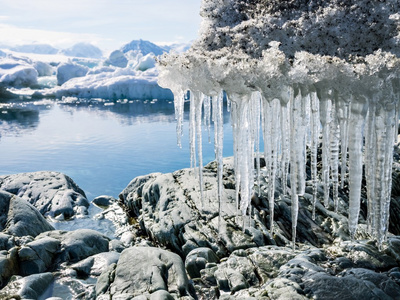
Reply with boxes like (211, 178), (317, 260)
(157, 0), (400, 249)
(0, 58), (38, 87)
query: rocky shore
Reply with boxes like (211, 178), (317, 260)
(0, 155), (400, 299)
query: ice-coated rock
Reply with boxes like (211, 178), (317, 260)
(0, 190), (54, 238)
(0, 171), (89, 219)
(0, 272), (53, 299)
(96, 246), (192, 299)
(37, 228), (110, 263)
(56, 61), (89, 85)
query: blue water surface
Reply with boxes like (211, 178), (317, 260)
(0, 97), (233, 199)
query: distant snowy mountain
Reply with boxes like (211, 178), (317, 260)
(10, 43), (59, 55)
(120, 40), (166, 56)
(61, 43), (103, 59)
(161, 42), (192, 53)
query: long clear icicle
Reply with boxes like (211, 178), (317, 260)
(330, 99), (340, 213)
(173, 90), (185, 148)
(319, 96), (332, 208)
(212, 92), (224, 230)
(289, 87), (307, 249)
(347, 100), (366, 239)
(310, 91), (320, 220)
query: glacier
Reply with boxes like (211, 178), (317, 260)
(157, 0), (400, 249)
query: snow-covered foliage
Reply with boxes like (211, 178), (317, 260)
(158, 0), (400, 249)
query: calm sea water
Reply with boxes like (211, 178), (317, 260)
(0, 97), (233, 199)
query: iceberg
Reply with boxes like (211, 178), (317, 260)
(157, 0), (400, 249)
(0, 58), (38, 87)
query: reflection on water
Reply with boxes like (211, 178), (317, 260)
(0, 97), (233, 198)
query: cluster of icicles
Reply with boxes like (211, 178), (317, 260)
(159, 50), (400, 250)
(159, 47), (400, 251)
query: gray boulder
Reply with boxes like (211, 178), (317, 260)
(92, 195), (117, 208)
(185, 247), (219, 279)
(96, 246), (192, 299)
(70, 251), (120, 277)
(18, 237), (60, 276)
(0, 247), (18, 288)
(0, 272), (53, 299)
(37, 228), (110, 263)
(0, 171), (89, 219)
(0, 190), (54, 237)
(119, 160), (266, 258)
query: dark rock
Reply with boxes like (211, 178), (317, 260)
(92, 195), (117, 208)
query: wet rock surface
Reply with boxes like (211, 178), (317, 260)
(0, 171), (89, 219)
(0, 163), (399, 299)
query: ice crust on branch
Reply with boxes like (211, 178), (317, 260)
(157, 0), (400, 249)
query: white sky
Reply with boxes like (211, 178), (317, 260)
(0, 0), (202, 51)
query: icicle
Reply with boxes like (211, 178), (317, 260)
(270, 98), (281, 233)
(193, 91), (204, 204)
(337, 98), (350, 189)
(203, 95), (212, 143)
(347, 99), (367, 240)
(189, 91), (197, 170)
(212, 92), (224, 231)
(229, 92), (257, 223)
(289, 86), (307, 249)
(365, 101), (377, 233)
(173, 90), (185, 148)
(280, 102), (290, 196)
(310, 91), (320, 220)
(318, 93), (332, 209)
(251, 92), (261, 195)
(330, 98), (340, 213)
(261, 95), (281, 234)
(262, 97), (273, 228)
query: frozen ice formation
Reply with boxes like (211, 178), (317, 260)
(157, 0), (400, 249)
